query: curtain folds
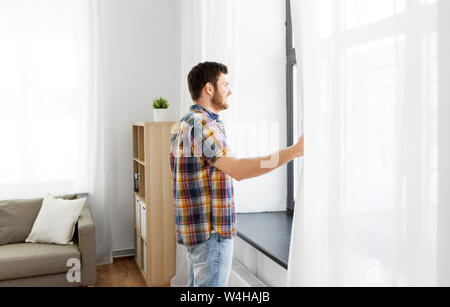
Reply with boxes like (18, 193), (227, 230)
(0, 0), (113, 265)
(288, 0), (450, 286)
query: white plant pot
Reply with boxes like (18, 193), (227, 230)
(153, 109), (169, 122)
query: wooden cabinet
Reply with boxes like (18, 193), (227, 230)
(132, 122), (176, 286)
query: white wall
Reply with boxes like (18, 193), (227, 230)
(99, 0), (180, 252)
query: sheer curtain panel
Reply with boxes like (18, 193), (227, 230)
(0, 0), (113, 265)
(288, 0), (450, 286)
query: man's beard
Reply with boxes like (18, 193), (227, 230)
(212, 92), (229, 111)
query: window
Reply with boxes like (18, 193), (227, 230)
(236, 0), (297, 269)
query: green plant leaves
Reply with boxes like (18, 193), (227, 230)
(152, 97), (169, 109)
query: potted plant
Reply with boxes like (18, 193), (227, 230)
(152, 97), (170, 122)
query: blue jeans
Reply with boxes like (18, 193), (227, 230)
(185, 232), (234, 287)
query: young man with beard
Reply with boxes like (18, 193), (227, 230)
(170, 61), (304, 287)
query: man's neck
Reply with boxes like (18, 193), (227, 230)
(194, 101), (220, 115)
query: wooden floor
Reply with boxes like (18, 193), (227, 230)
(96, 256), (147, 287)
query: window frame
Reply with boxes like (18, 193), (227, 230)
(286, 0), (297, 214)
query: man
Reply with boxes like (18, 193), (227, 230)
(170, 61), (304, 287)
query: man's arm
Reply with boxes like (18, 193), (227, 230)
(214, 136), (304, 182)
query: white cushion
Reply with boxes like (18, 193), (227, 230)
(25, 195), (86, 245)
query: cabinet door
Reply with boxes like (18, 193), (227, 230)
(143, 241), (148, 274)
(140, 202), (147, 240)
(135, 197), (141, 233)
(136, 233), (142, 269)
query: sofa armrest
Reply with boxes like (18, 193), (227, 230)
(77, 205), (96, 286)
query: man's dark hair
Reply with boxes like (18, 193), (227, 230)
(187, 62), (228, 101)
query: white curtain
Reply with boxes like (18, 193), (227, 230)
(172, 0), (286, 286)
(0, 0), (113, 265)
(288, 0), (450, 286)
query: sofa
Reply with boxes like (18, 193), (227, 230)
(0, 194), (96, 287)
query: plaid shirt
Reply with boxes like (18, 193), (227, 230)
(170, 104), (237, 246)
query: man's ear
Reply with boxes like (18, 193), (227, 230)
(206, 82), (214, 96)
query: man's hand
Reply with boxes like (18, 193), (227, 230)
(293, 135), (304, 158)
(214, 135), (305, 182)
